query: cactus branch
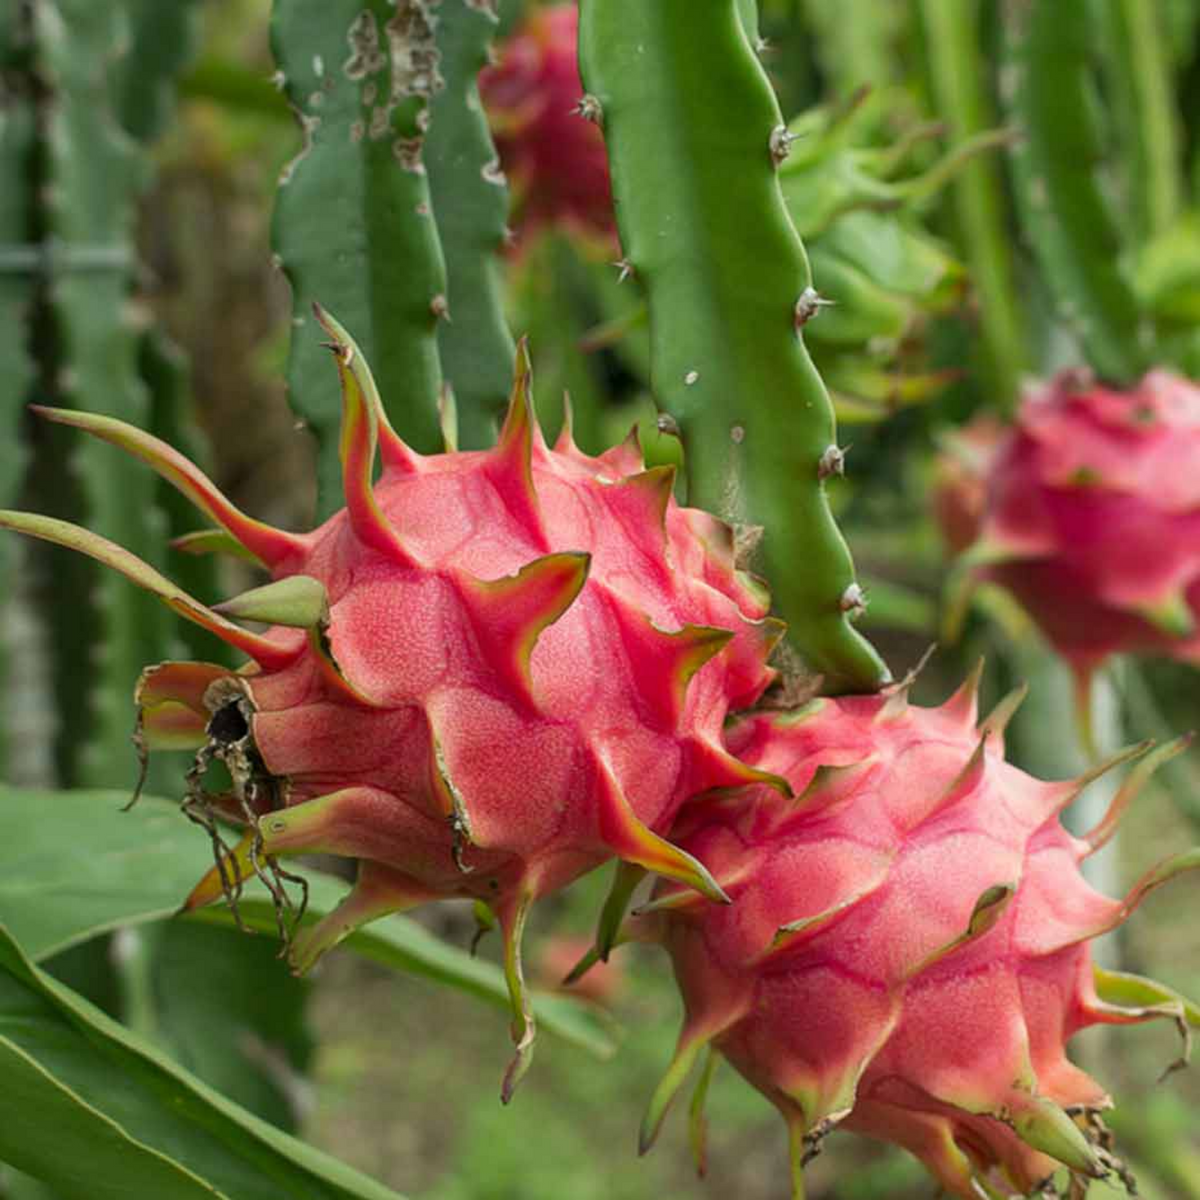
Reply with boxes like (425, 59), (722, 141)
(577, 0), (889, 693)
(918, 0), (1026, 411)
(1003, 0), (1147, 385)
(271, 0), (448, 514)
(425, 0), (515, 449)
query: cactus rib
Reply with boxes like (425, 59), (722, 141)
(271, 0), (449, 514)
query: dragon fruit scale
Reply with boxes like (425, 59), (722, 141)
(632, 671), (1200, 1198)
(947, 370), (1200, 697)
(0, 308), (786, 1097)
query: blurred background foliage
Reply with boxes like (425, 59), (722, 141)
(2, 0), (1200, 1197)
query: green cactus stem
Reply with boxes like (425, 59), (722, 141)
(1101, 0), (1183, 245)
(27, 0), (171, 787)
(113, 0), (204, 143)
(577, 0), (889, 693)
(271, 0), (448, 513)
(1003, 0), (1148, 386)
(918, 0), (1026, 411)
(0, 5), (36, 778)
(425, 0), (515, 450)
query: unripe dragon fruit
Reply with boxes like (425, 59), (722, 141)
(0, 309), (785, 1096)
(632, 671), (1199, 1198)
(479, 3), (614, 246)
(948, 370), (1200, 695)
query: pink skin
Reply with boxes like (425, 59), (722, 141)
(479, 5), (615, 247)
(952, 370), (1200, 679)
(238, 415), (779, 909)
(646, 684), (1194, 1197)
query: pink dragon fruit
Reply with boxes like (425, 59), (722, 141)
(948, 370), (1200, 696)
(0, 309), (785, 1096)
(480, 3), (614, 246)
(632, 671), (1199, 1198)
(932, 416), (1005, 557)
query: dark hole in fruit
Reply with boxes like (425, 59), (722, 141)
(208, 701), (249, 745)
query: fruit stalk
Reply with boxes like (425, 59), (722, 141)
(576, 0), (888, 693)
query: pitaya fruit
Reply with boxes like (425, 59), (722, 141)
(0, 309), (786, 1096)
(947, 370), (1200, 698)
(631, 671), (1199, 1198)
(479, 3), (614, 247)
(932, 416), (1005, 557)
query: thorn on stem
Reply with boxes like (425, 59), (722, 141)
(839, 582), (867, 616)
(769, 125), (798, 167)
(817, 445), (845, 480)
(572, 93), (603, 125)
(795, 286), (835, 327)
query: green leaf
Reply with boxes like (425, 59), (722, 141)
(0, 787), (212, 961)
(191, 887), (619, 1063)
(149, 923), (314, 1131)
(0, 787), (618, 1060)
(0, 922), (403, 1200)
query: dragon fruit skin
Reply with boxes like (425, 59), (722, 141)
(952, 370), (1200, 690)
(0, 309), (785, 1097)
(479, 4), (614, 246)
(637, 675), (1199, 1198)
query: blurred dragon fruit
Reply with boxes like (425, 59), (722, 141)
(480, 3), (614, 247)
(932, 416), (1005, 557)
(946, 370), (1200, 696)
(0, 310), (786, 1097)
(632, 673), (1199, 1198)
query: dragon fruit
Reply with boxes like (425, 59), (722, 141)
(932, 416), (1005, 557)
(0, 309), (785, 1096)
(948, 370), (1200, 696)
(632, 671), (1199, 1198)
(479, 3), (614, 246)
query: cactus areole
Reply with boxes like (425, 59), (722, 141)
(0, 310), (787, 1098)
(634, 675), (1199, 1199)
